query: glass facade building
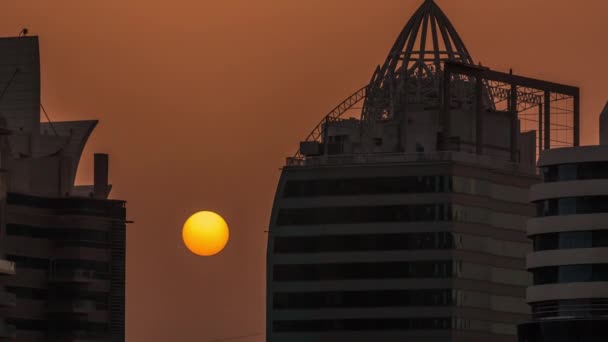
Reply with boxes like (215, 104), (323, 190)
(518, 145), (608, 342)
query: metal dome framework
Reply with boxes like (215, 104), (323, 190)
(361, 0), (474, 123)
(290, 0), (579, 162)
(372, 0), (473, 82)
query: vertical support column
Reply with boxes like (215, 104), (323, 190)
(442, 67), (452, 150)
(475, 76), (483, 155)
(544, 91), (551, 150)
(573, 89), (580, 146)
(510, 84), (518, 162)
(538, 103), (543, 155)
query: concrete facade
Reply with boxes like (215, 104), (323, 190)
(0, 36), (126, 341)
(268, 157), (538, 342)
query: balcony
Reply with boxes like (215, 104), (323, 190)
(0, 260), (15, 276)
(47, 300), (96, 315)
(48, 269), (101, 284)
(0, 291), (16, 308)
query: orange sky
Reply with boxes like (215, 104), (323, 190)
(1, 1), (607, 341)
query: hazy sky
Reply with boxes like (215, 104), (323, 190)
(1, 1), (607, 341)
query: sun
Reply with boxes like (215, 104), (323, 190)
(182, 211), (229, 256)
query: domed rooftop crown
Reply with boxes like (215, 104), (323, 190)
(380, 0), (473, 77)
(362, 0), (474, 122)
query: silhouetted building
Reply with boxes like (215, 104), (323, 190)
(518, 111), (608, 341)
(0, 36), (126, 341)
(267, 1), (579, 342)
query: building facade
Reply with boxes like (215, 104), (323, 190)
(267, 1), (579, 342)
(268, 156), (538, 342)
(0, 36), (126, 341)
(518, 110), (608, 342)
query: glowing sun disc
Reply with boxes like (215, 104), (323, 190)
(182, 211), (229, 256)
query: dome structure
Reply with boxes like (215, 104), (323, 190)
(362, 0), (474, 122)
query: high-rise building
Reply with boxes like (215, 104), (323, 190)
(266, 1), (580, 342)
(0, 36), (127, 341)
(518, 109), (608, 341)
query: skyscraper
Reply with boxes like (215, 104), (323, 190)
(267, 1), (579, 342)
(518, 107), (608, 342)
(0, 36), (127, 341)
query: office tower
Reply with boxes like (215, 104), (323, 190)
(267, 1), (580, 342)
(0, 36), (126, 341)
(518, 108), (608, 341)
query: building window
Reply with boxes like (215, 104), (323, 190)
(5, 286), (48, 300)
(543, 162), (608, 182)
(536, 196), (608, 216)
(283, 176), (529, 203)
(283, 176), (448, 197)
(272, 317), (451, 332)
(5, 318), (47, 332)
(532, 264), (608, 285)
(6, 255), (49, 270)
(532, 231), (608, 251)
(531, 299), (608, 319)
(276, 204), (450, 226)
(273, 289), (453, 309)
(273, 232), (454, 253)
(272, 260), (452, 282)
(7, 224), (110, 248)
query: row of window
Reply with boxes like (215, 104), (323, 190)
(273, 232), (454, 254)
(531, 298), (608, 319)
(536, 196), (608, 217)
(542, 162), (608, 183)
(53, 259), (109, 273)
(273, 318), (451, 332)
(7, 224), (109, 248)
(272, 232), (531, 260)
(277, 205), (450, 226)
(532, 264), (608, 285)
(272, 318), (517, 335)
(7, 192), (125, 218)
(5, 286), (109, 310)
(273, 289), (452, 309)
(273, 289), (527, 313)
(276, 204), (529, 231)
(272, 260), (530, 286)
(6, 255), (49, 270)
(283, 176), (448, 197)
(6, 255), (109, 276)
(532, 231), (608, 251)
(282, 176), (528, 203)
(4, 318), (109, 333)
(272, 261), (452, 282)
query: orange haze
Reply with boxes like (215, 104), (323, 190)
(1, 1), (607, 341)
